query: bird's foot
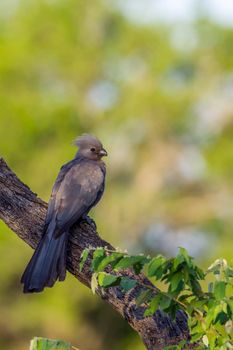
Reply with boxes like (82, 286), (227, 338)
(82, 215), (97, 230)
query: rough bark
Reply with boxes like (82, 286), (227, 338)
(0, 158), (191, 350)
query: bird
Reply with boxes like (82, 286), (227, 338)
(21, 134), (107, 293)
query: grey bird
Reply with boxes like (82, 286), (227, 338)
(21, 134), (107, 293)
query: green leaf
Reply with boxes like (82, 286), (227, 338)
(205, 307), (216, 327)
(133, 262), (146, 274)
(227, 299), (233, 315)
(213, 303), (224, 322)
(114, 255), (147, 274)
(79, 248), (89, 272)
(190, 332), (204, 343)
(136, 289), (153, 306)
(214, 281), (226, 300)
(174, 247), (192, 269)
(178, 293), (193, 303)
(173, 255), (184, 270)
(190, 279), (203, 296)
(147, 255), (166, 278)
(98, 272), (120, 288)
(91, 248), (106, 272)
(144, 294), (161, 316)
(176, 340), (187, 349)
(190, 320), (205, 337)
(169, 273), (184, 293)
(96, 252), (124, 272)
(91, 273), (98, 294)
(215, 311), (228, 325)
(225, 267), (233, 278)
(174, 247), (194, 270)
(179, 247), (190, 260)
(120, 277), (137, 291)
(159, 294), (171, 311)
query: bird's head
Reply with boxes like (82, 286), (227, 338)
(74, 134), (108, 161)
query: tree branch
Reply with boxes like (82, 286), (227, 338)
(0, 158), (191, 350)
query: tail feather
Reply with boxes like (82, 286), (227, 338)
(21, 222), (67, 293)
(46, 235), (67, 287)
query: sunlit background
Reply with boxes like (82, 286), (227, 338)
(0, 0), (233, 349)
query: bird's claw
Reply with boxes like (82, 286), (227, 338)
(82, 215), (97, 230)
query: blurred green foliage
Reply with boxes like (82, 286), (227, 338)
(30, 337), (72, 350)
(0, 0), (233, 349)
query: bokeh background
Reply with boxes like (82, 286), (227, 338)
(0, 0), (233, 349)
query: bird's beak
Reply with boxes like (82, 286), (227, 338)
(99, 148), (108, 157)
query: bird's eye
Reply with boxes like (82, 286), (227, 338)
(90, 147), (96, 152)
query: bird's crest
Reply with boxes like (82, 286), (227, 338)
(74, 134), (103, 149)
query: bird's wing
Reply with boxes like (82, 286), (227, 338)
(53, 160), (105, 234)
(44, 160), (75, 231)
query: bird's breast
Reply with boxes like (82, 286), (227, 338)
(70, 162), (104, 190)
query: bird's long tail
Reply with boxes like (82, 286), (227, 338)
(21, 220), (67, 293)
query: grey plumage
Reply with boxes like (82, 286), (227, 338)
(21, 135), (107, 293)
